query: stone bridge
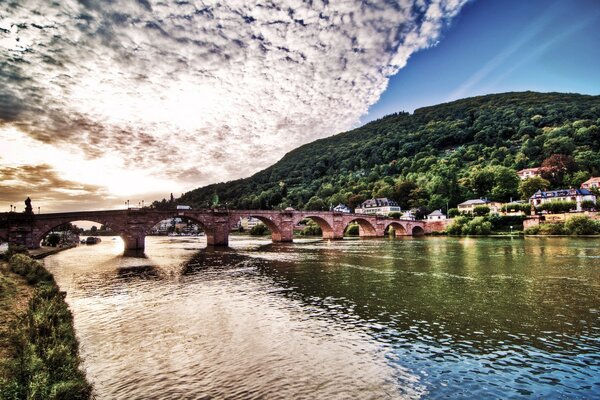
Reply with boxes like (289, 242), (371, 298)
(0, 209), (447, 251)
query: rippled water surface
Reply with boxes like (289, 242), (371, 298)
(45, 236), (600, 399)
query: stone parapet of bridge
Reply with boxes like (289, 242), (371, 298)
(0, 209), (445, 251)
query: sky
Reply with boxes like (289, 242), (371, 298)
(1, 0), (599, 213)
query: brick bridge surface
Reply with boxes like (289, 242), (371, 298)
(0, 209), (447, 251)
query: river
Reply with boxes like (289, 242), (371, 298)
(44, 236), (599, 399)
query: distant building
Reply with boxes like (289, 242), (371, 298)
(457, 199), (502, 214)
(354, 198), (401, 216)
(240, 217), (262, 230)
(176, 205), (192, 210)
(333, 204), (351, 213)
(426, 210), (447, 221)
(400, 209), (416, 220)
(517, 167), (543, 180)
(581, 177), (600, 190)
(529, 188), (596, 211)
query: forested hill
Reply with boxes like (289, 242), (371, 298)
(157, 91), (600, 212)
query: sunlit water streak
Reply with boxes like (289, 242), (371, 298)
(45, 236), (600, 399)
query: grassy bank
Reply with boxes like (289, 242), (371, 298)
(0, 252), (92, 400)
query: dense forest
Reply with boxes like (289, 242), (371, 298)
(153, 91), (600, 213)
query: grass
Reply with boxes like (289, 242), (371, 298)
(0, 253), (93, 400)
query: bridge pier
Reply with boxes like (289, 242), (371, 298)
(122, 232), (146, 251)
(272, 221), (294, 242)
(206, 219), (230, 246)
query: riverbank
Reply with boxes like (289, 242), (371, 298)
(0, 253), (92, 399)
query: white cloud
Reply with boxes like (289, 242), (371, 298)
(0, 0), (467, 209)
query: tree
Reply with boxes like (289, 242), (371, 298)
(304, 196), (326, 211)
(518, 176), (550, 200)
(468, 167), (495, 198)
(541, 154), (576, 187)
(490, 166), (519, 202)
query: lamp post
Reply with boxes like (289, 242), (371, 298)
(141, 200), (144, 208)
(10, 205), (13, 212)
(38, 207), (40, 214)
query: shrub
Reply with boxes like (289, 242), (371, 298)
(581, 200), (596, 211)
(564, 216), (600, 235)
(538, 223), (565, 235)
(387, 212), (402, 219)
(345, 224), (360, 236)
(0, 281), (93, 400)
(462, 217), (492, 235)
(537, 201), (576, 214)
(1, 244), (28, 261)
(473, 206), (490, 216)
(446, 216), (469, 235)
(9, 254), (52, 284)
(448, 208), (460, 218)
(249, 223), (270, 236)
(524, 225), (540, 235)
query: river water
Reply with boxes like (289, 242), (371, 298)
(45, 236), (599, 399)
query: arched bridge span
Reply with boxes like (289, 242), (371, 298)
(0, 209), (447, 251)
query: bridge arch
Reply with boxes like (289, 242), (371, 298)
(298, 215), (335, 239)
(147, 214), (208, 236)
(246, 215), (284, 241)
(412, 226), (425, 236)
(384, 222), (408, 237)
(345, 218), (377, 237)
(34, 218), (122, 248)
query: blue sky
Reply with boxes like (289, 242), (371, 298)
(365, 0), (600, 122)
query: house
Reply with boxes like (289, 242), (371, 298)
(529, 188), (596, 211)
(240, 216), (262, 230)
(400, 209), (416, 220)
(333, 204), (351, 213)
(176, 205), (192, 210)
(354, 198), (401, 216)
(517, 167), (543, 180)
(457, 199), (502, 214)
(581, 177), (600, 190)
(426, 210), (447, 220)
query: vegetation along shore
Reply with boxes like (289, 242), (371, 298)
(0, 247), (92, 400)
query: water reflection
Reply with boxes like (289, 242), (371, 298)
(44, 236), (600, 399)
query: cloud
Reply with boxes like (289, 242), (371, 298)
(0, 163), (112, 211)
(0, 0), (467, 204)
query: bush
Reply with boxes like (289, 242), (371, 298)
(0, 282), (93, 400)
(524, 225), (540, 235)
(345, 224), (360, 236)
(448, 208), (460, 218)
(462, 217), (492, 235)
(487, 214), (525, 232)
(1, 244), (28, 261)
(537, 201), (576, 214)
(387, 212), (402, 219)
(581, 200), (596, 211)
(9, 254), (52, 284)
(538, 223), (565, 235)
(300, 224), (322, 236)
(446, 216), (469, 235)
(473, 206), (490, 216)
(249, 224), (270, 236)
(564, 216), (600, 235)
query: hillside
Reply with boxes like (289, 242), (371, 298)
(155, 91), (600, 212)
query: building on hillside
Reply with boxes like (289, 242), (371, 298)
(517, 167), (543, 180)
(581, 177), (600, 190)
(400, 209), (416, 220)
(333, 204), (351, 213)
(529, 188), (596, 211)
(240, 216), (262, 230)
(426, 210), (447, 220)
(457, 199), (502, 214)
(354, 198), (401, 216)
